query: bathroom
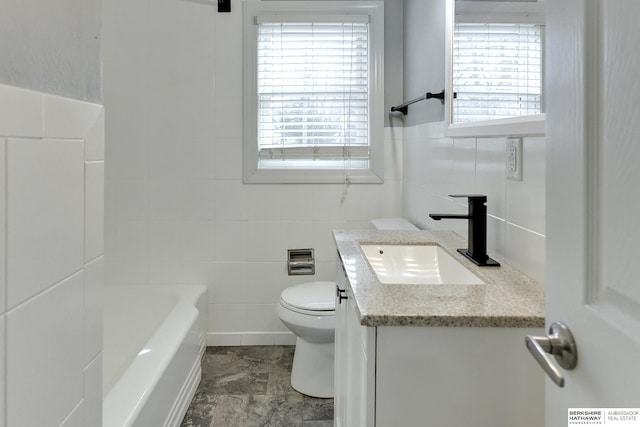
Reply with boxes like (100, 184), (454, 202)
(1, 0), (639, 426)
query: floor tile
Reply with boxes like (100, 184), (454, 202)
(303, 396), (334, 421)
(181, 346), (333, 427)
(211, 394), (303, 427)
(302, 421), (334, 427)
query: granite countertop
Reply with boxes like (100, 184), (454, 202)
(333, 229), (545, 328)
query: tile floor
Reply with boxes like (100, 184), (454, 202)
(181, 346), (334, 427)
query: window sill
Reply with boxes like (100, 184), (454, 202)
(243, 168), (384, 184)
(445, 113), (546, 138)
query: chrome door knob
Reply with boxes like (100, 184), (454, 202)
(525, 322), (578, 387)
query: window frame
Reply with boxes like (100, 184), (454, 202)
(444, 0), (546, 138)
(452, 22), (544, 124)
(243, 1), (385, 184)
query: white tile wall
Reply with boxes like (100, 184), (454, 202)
(403, 121), (546, 284)
(43, 95), (104, 141)
(487, 216), (508, 262)
(312, 185), (349, 220)
(246, 263), (287, 304)
(247, 222), (282, 262)
(6, 273), (84, 427)
(0, 85), (43, 138)
(506, 136), (546, 234)
(148, 221), (182, 261)
(209, 304), (247, 333)
(215, 180), (248, 221)
(85, 96), (106, 162)
(86, 162), (105, 262)
(84, 258), (104, 364)
(0, 315), (5, 427)
(107, 220), (150, 262)
(105, 261), (148, 285)
(83, 354), (103, 427)
(0, 138), (6, 314)
(278, 186), (317, 222)
(210, 262), (247, 304)
(102, 0), (405, 345)
(181, 180), (216, 220)
(452, 138), (477, 194)
(506, 223), (546, 284)
(115, 180), (149, 220)
(6, 139), (85, 307)
(215, 221), (247, 262)
(476, 138), (508, 219)
(215, 140), (243, 180)
(184, 220), (216, 261)
(148, 261), (183, 284)
(59, 403), (84, 427)
(0, 84), (104, 427)
(182, 140), (218, 183)
(246, 303), (289, 332)
(149, 180), (182, 220)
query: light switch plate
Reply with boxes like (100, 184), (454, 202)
(506, 137), (523, 181)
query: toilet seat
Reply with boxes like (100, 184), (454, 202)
(279, 281), (335, 316)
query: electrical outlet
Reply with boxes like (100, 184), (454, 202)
(506, 137), (523, 181)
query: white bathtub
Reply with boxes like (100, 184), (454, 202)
(103, 284), (207, 427)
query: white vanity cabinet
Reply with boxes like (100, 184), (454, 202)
(334, 257), (545, 427)
(334, 256), (375, 427)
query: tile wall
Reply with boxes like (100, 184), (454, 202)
(403, 122), (546, 284)
(0, 84), (104, 427)
(102, 0), (404, 345)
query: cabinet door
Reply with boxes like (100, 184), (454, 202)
(334, 256), (348, 427)
(334, 255), (376, 427)
(345, 295), (375, 427)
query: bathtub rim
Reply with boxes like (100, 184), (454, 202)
(102, 284), (206, 427)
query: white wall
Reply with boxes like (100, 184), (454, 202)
(400, 0), (545, 284)
(0, 84), (104, 427)
(402, 0), (446, 126)
(0, 0), (102, 102)
(403, 122), (546, 284)
(102, 0), (404, 345)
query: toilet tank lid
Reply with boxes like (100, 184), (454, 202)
(370, 218), (418, 230)
(281, 281), (336, 311)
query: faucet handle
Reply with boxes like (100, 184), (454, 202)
(449, 194), (487, 204)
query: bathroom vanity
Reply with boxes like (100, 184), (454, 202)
(333, 229), (545, 427)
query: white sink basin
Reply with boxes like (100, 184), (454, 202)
(360, 244), (485, 285)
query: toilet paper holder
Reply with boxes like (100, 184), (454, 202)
(287, 249), (315, 275)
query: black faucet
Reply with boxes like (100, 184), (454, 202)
(429, 195), (500, 267)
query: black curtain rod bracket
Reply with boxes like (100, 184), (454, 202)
(391, 89), (452, 115)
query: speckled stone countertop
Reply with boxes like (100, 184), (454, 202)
(333, 229), (545, 328)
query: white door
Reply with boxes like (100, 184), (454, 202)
(544, 0), (640, 425)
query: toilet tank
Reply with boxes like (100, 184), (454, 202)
(370, 218), (418, 231)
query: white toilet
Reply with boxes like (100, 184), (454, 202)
(277, 218), (418, 398)
(278, 281), (336, 398)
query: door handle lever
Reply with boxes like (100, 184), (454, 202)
(525, 322), (578, 388)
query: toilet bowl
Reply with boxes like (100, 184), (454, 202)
(278, 218), (418, 398)
(278, 281), (336, 398)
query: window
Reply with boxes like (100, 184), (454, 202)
(243, 1), (384, 183)
(452, 22), (543, 124)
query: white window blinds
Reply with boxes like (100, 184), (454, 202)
(453, 23), (542, 123)
(256, 18), (370, 169)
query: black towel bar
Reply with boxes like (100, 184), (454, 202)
(390, 90), (451, 115)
